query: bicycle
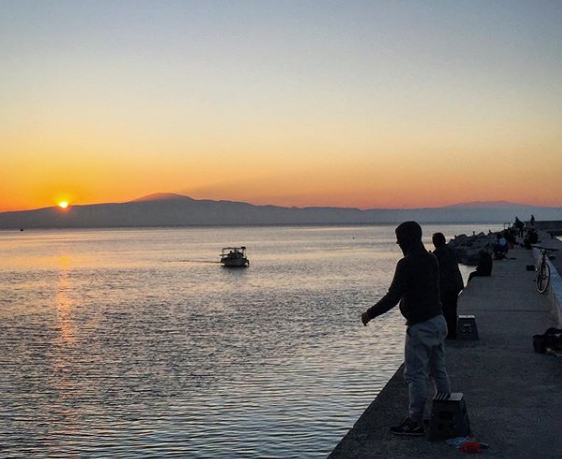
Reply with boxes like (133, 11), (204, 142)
(533, 246), (559, 294)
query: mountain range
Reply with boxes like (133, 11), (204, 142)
(0, 193), (560, 229)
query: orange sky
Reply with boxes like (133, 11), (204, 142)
(2, 2), (562, 212)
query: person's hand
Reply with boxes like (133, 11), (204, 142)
(361, 311), (370, 326)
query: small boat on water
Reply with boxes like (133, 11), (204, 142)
(220, 246), (250, 268)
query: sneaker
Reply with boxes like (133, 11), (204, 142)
(390, 418), (425, 436)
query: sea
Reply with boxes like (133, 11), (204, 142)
(0, 223), (502, 458)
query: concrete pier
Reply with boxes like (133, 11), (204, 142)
(329, 234), (562, 459)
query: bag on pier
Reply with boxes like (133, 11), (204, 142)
(533, 328), (562, 354)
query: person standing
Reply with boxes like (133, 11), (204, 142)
(432, 232), (464, 339)
(361, 221), (450, 436)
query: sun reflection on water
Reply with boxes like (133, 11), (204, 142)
(55, 254), (76, 345)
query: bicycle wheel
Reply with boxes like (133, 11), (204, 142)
(537, 261), (550, 294)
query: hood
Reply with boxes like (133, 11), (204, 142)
(395, 221), (423, 255)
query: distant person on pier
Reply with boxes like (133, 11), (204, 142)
(524, 228), (539, 249)
(514, 217), (525, 238)
(492, 232), (509, 259)
(468, 250), (493, 283)
(361, 221), (450, 436)
(504, 227), (517, 247)
(530, 214), (536, 227)
(432, 232), (464, 339)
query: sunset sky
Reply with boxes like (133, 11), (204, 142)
(1, 0), (561, 212)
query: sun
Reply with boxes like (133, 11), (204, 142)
(58, 201), (69, 209)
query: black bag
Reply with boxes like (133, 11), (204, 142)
(533, 328), (562, 354)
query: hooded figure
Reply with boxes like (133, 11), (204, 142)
(361, 221), (450, 436)
(396, 221), (424, 255)
(363, 221), (442, 325)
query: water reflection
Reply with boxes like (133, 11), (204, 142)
(0, 225), (502, 458)
(55, 254), (75, 345)
(47, 252), (81, 451)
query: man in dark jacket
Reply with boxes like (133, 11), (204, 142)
(432, 232), (464, 339)
(361, 221), (450, 436)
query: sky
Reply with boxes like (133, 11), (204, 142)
(1, 0), (562, 212)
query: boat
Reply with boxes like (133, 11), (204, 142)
(220, 246), (250, 267)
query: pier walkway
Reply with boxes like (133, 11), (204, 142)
(329, 236), (562, 459)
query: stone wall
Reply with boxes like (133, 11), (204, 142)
(532, 241), (562, 326)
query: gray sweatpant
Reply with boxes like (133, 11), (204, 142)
(404, 314), (451, 423)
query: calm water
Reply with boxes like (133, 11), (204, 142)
(0, 224), (499, 458)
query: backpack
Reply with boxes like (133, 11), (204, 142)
(533, 328), (562, 354)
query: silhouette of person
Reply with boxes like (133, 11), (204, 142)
(514, 217), (525, 238)
(468, 250), (493, 283)
(493, 233), (509, 260)
(432, 233), (464, 339)
(361, 221), (450, 436)
(524, 228), (539, 249)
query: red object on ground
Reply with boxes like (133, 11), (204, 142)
(460, 441), (481, 454)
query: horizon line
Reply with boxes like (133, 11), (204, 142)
(1, 193), (560, 215)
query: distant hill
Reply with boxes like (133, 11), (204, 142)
(0, 194), (560, 229)
(132, 192), (194, 202)
(444, 201), (528, 209)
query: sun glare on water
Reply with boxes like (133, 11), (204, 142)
(58, 201), (69, 209)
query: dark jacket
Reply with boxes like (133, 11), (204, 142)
(433, 245), (464, 295)
(365, 241), (442, 325)
(475, 251), (493, 276)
